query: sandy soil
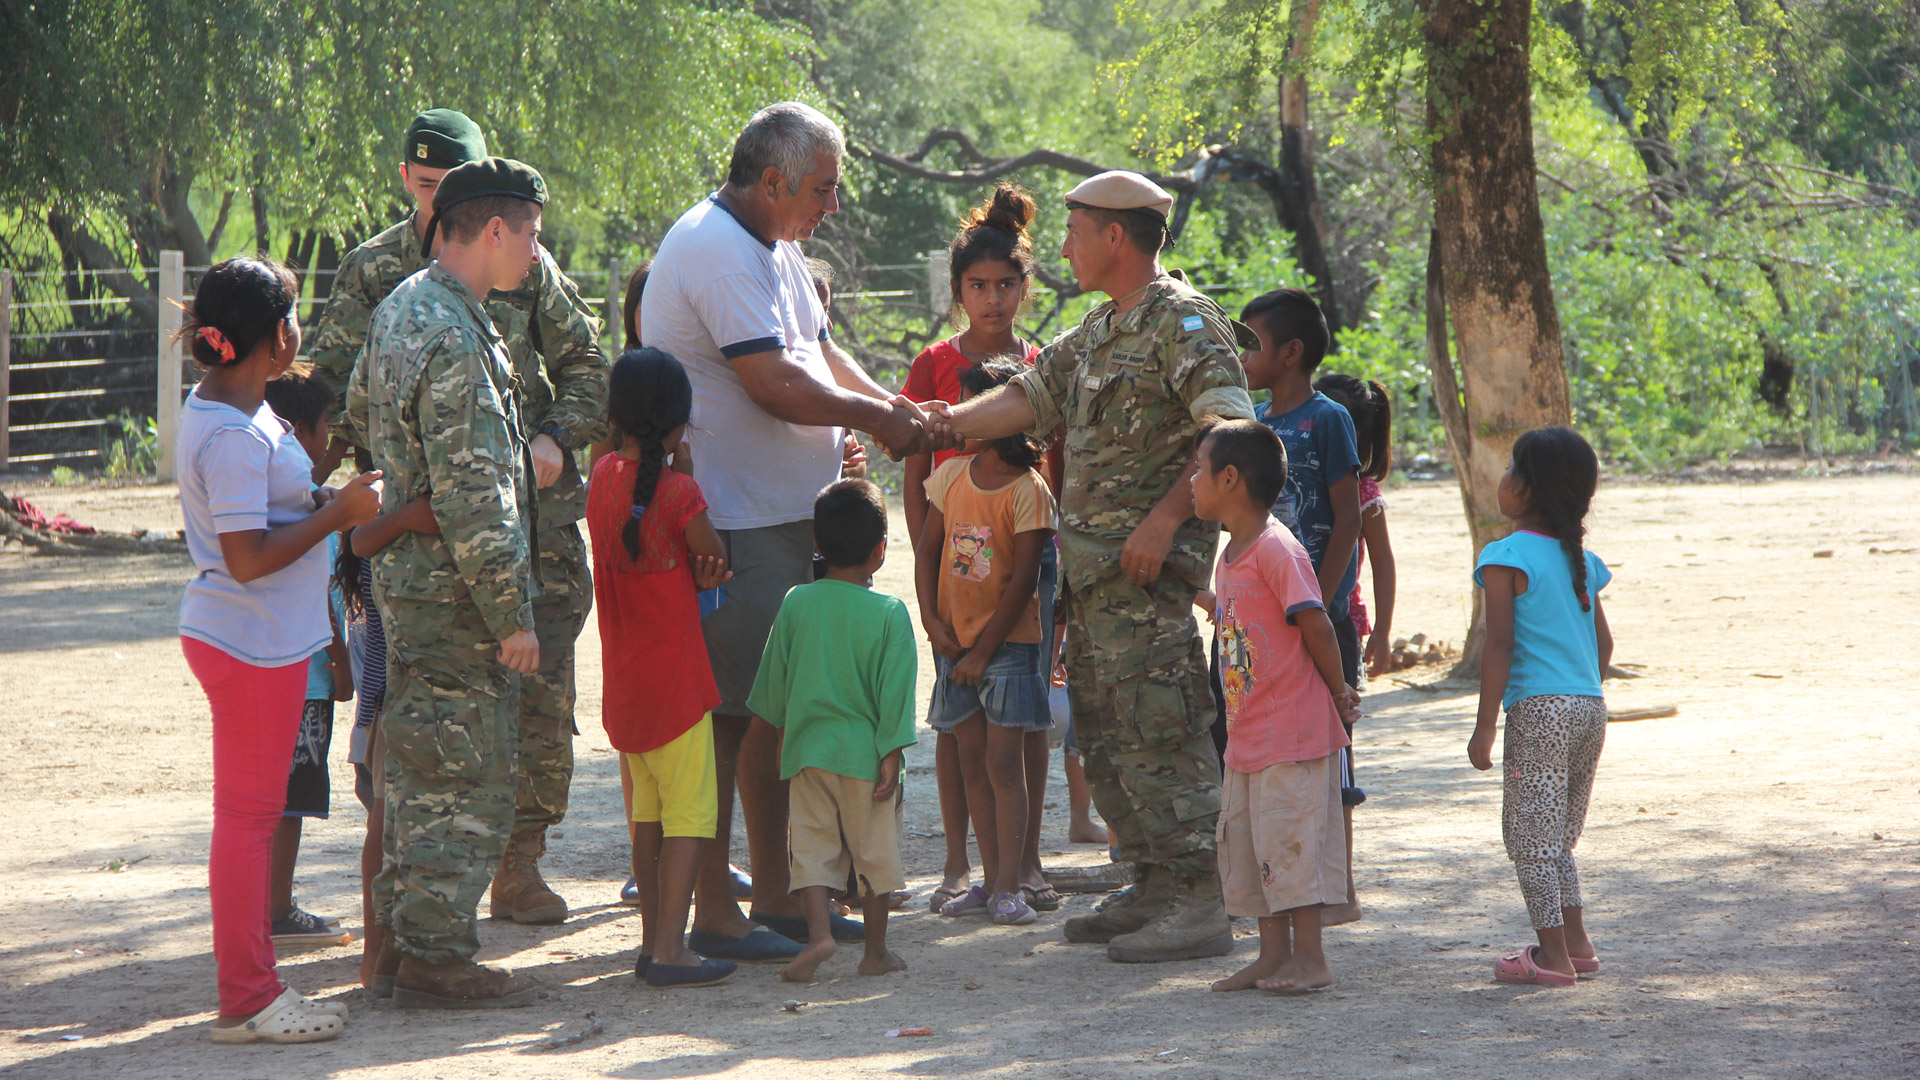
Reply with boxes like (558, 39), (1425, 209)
(0, 470), (1916, 1079)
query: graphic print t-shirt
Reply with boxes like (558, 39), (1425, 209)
(1255, 391), (1361, 620)
(924, 455), (1057, 648)
(1214, 520), (1350, 773)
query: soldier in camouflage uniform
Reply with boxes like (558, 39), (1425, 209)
(351, 158), (550, 1008)
(935, 172), (1258, 963)
(312, 110), (606, 926)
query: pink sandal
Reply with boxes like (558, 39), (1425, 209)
(1494, 946), (1577, 987)
(1571, 954), (1600, 975)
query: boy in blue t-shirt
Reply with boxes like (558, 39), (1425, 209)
(1237, 287), (1365, 924)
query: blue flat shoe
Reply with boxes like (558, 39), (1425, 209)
(750, 910), (867, 943)
(684, 927), (802, 963)
(730, 865), (754, 899)
(645, 956), (736, 989)
(632, 952), (650, 978)
(619, 877), (642, 907)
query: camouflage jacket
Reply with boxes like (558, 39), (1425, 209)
(1011, 273), (1256, 594)
(353, 264), (534, 642)
(309, 213), (608, 532)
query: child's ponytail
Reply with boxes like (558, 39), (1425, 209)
(1508, 426), (1600, 612)
(1313, 372), (1393, 481)
(605, 347), (694, 564)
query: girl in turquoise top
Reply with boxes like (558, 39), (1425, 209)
(1469, 426), (1613, 988)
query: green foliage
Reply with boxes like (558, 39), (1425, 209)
(99, 410), (159, 479)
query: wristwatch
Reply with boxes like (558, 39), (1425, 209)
(538, 421), (574, 453)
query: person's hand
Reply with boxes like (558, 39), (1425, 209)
(873, 750), (903, 801)
(911, 397), (963, 453)
(1334, 684), (1361, 725)
(1467, 725), (1496, 771)
(1364, 633), (1392, 679)
(840, 431), (869, 479)
(950, 646), (988, 686)
(692, 554), (733, 592)
(332, 471), (383, 528)
(670, 433), (694, 476)
(923, 616), (964, 660)
(329, 656), (356, 701)
(1120, 513), (1176, 588)
(1195, 588), (1218, 622)
(530, 433), (564, 489)
(498, 628), (541, 674)
(1051, 662), (1068, 689)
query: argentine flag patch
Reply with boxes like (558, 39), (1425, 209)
(1181, 315), (1205, 332)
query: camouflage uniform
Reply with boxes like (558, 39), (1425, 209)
(314, 215), (606, 840)
(352, 264), (534, 964)
(1010, 274), (1255, 882)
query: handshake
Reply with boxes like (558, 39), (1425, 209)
(868, 395), (965, 461)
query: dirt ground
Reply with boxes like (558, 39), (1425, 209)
(1, 469), (1916, 1079)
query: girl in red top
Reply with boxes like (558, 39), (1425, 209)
(587, 347), (736, 989)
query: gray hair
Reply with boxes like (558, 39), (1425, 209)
(725, 102), (845, 194)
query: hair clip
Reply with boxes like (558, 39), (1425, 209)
(197, 326), (236, 362)
(630, 505), (647, 519)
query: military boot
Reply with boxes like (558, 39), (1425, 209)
(490, 827), (568, 925)
(369, 938), (402, 998)
(1105, 871), (1233, 962)
(1063, 864), (1174, 944)
(391, 956), (539, 1010)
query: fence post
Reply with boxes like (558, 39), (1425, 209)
(605, 258), (620, 351)
(156, 251), (185, 483)
(926, 249), (951, 317)
(0, 268), (11, 468)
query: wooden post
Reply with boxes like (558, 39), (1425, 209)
(0, 269), (12, 468)
(927, 249), (951, 318)
(156, 251), (185, 483)
(606, 258), (620, 350)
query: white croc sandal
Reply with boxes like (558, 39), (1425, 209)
(209, 987), (345, 1044)
(290, 986), (349, 1019)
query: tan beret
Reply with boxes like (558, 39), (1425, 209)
(1064, 170), (1175, 221)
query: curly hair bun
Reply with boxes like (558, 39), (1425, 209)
(968, 182), (1036, 240)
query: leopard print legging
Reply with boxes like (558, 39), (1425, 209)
(1502, 694), (1607, 929)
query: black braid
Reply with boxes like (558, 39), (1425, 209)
(621, 427), (670, 562)
(1543, 505), (1591, 612)
(1509, 425), (1600, 612)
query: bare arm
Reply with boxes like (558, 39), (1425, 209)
(821, 338), (891, 401)
(915, 503), (963, 659)
(1594, 595), (1613, 675)
(219, 473), (380, 584)
(730, 346), (920, 452)
(1296, 606), (1360, 721)
(684, 508), (732, 591)
(904, 453), (933, 546)
(943, 382), (1038, 441)
(1360, 506), (1397, 677)
(1468, 565), (1524, 770)
(348, 495), (439, 559)
(1321, 472), (1362, 606)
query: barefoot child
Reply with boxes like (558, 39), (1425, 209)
(1469, 426), (1612, 987)
(588, 348), (738, 990)
(750, 480), (917, 982)
(1190, 421), (1357, 994)
(1312, 374), (1397, 680)
(917, 361), (1058, 924)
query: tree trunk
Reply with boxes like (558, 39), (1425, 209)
(1276, 0), (1341, 338)
(1422, 0), (1573, 677)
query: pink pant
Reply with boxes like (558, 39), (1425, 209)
(182, 637), (305, 1017)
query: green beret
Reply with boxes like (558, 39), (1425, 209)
(423, 157), (549, 250)
(404, 109), (487, 169)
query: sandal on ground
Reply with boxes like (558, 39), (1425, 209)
(939, 885), (990, 917)
(928, 886), (966, 913)
(209, 987), (345, 1044)
(1571, 953), (1600, 974)
(1493, 946), (1577, 987)
(990, 892), (1037, 926)
(1019, 883), (1062, 912)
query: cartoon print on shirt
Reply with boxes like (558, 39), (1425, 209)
(949, 522), (994, 581)
(1217, 597), (1256, 722)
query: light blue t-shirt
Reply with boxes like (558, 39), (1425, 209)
(177, 389), (331, 667)
(1473, 531), (1612, 710)
(304, 530), (347, 699)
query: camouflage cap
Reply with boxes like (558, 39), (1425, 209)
(424, 157), (548, 250)
(404, 109), (488, 169)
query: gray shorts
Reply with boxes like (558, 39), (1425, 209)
(704, 520), (816, 716)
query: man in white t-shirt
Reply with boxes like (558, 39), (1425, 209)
(642, 101), (926, 959)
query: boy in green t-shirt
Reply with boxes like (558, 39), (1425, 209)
(749, 479), (918, 983)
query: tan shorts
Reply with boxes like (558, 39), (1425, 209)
(1218, 751), (1347, 918)
(787, 767), (905, 896)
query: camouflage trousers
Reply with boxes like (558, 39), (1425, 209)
(375, 596), (521, 965)
(1062, 574), (1222, 882)
(515, 522), (591, 834)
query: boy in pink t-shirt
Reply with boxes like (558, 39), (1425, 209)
(1191, 420), (1359, 995)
